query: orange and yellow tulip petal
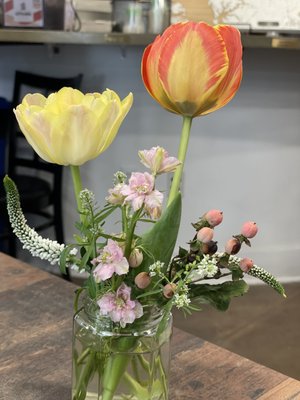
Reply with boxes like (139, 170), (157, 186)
(201, 24), (243, 115)
(141, 21), (243, 118)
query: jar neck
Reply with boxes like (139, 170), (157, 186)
(82, 297), (168, 336)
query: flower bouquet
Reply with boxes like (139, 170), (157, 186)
(3, 22), (285, 400)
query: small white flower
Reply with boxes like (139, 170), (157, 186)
(70, 248), (78, 256)
(113, 171), (127, 184)
(173, 293), (191, 308)
(149, 261), (165, 277)
(205, 263), (218, 278)
(79, 189), (95, 210)
(4, 177), (64, 265)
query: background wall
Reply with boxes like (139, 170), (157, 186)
(0, 44), (299, 280)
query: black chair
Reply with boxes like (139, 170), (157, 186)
(0, 71), (83, 279)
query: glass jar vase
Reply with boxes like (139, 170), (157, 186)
(72, 298), (172, 400)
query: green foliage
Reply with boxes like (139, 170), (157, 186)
(138, 193), (182, 272)
(59, 246), (70, 275)
(86, 274), (98, 299)
(189, 280), (249, 311)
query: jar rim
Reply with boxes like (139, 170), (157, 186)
(78, 295), (170, 337)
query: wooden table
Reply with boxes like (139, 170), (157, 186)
(1, 252), (300, 400)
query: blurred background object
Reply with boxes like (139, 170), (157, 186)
(72, 0), (113, 32)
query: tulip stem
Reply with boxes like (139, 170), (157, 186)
(70, 165), (83, 220)
(167, 116), (193, 207)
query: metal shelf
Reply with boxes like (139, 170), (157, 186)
(0, 29), (300, 49)
(0, 29), (156, 46)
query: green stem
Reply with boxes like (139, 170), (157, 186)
(70, 165), (83, 221)
(77, 347), (91, 365)
(122, 206), (127, 234)
(73, 350), (96, 400)
(124, 209), (142, 258)
(74, 288), (85, 313)
(167, 116), (193, 207)
(156, 349), (168, 398)
(101, 337), (136, 400)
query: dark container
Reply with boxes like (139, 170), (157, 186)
(44, 0), (65, 30)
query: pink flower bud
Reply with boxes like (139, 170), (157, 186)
(135, 272), (151, 289)
(225, 238), (241, 255)
(241, 221), (258, 238)
(197, 227), (214, 243)
(163, 283), (177, 299)
(239, 257), (254, 272)
(204, 209), (223, 227)
(129, 248), (143, 268)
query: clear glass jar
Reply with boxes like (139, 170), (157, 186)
(72, 297), (172, 400)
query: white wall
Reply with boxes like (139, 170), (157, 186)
(1, 43), (300, 281)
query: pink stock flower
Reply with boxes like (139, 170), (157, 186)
(144, 190), (163, 219)
(121, 172), (163, 219)
(106, 183), (126, 205)
(97, 283), (143, 327)
(92, 239), (129, 282)
(138, 146), (181, 175)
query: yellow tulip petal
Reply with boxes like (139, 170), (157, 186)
(14, 88), (133, 166)
(22, 93), (47, 108)
(45, 87), (84, 114)
(14, 108), (54, 162)
(48, 106), (100, 165)
(97, 92), (133, 154)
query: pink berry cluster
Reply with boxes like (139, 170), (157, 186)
(194, 210), (258, 273)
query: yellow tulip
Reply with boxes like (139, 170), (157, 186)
(14, 87), (133, 166)
(141, 21), (242, 117)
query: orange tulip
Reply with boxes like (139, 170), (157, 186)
(141, 21), (243, 117)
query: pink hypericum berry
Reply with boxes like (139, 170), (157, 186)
(225, 238), (241, 255)
(241, 221), (258, 238)
(163, 283), (177, 299)
(201, 240), (218, 255)
(239, 257), (254, 272)
(135, 272), (151, 289)
(204, 209), (223, 227)
(129, 248), (143, 268)
(197, 227), (214, 243)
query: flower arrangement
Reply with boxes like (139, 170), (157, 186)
(3, 22), (285, 400)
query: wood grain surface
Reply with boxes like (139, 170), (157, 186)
(1, 252), (300, 400)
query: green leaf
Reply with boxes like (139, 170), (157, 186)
(95, 205), (118, 224)
(59, 246), (69, 275)
(232, 267), (244, 281)
(190, 280), (249, 311)
(138, 193), (182, 272)
(178, 246), (188, 258)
